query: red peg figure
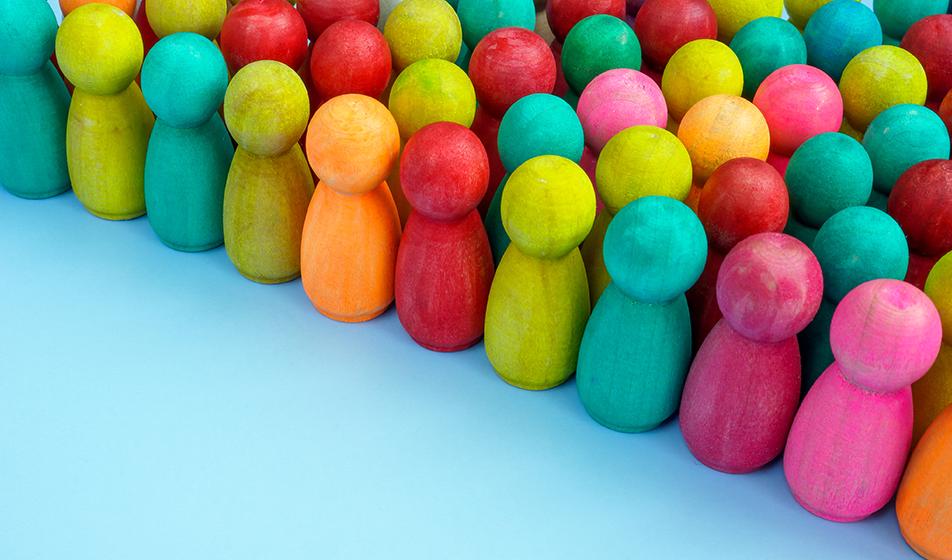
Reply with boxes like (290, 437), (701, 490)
(135, 0), (159, 56)
(220, 0), (309, 74)
(888, 160), (952, 289)
(546, 0), (625, 44)
(309, 19), (391, 102)
(297, 0), (378, 39)
(302, 94), (402, 323)
(470, 107), (506, 215)
(784, 279), (943, 522)
(395, 123), (495, 351)
(468, 27), (556, 119)
(687, 158), (789, 347)
(681, 233), (823, 474)
(633, 0), (718, 73)
(901, 15), (952, 104)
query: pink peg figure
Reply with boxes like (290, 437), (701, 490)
(680, 233), (823, 474)
(784, 279), (943, 522)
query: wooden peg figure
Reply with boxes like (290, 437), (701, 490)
(146, 0), (227, 40)
(912, 251), (952, 443)
(897, 403), (952, 560)
(222, 60), (313, 283)
(141, 33), (234, 252)
(56, 4), (154, 220)
(395, 122), (494, 351)
(576, 196), (707, 432)
(484, 155), (596, 390)
(784, 279), (943, 522)
(302, 94), (402, 323)
(680, 233), (823, 473)
(0, 0), (70, 200)
(888, 159), (952, 289)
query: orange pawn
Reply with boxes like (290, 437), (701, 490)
(302, 94), (402, 322)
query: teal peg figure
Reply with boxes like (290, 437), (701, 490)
(798, 205), (909, 393)
(484, 93), (584, 265)
(0, 0), (70, 199)
(576, 196), (708, 432)
(141, 32), (234, 251)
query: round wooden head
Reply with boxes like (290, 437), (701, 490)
(753, 64), (842, 156)
(0, 0), (58, 76)
(497, 93), (584, 172)
(925, 252), (952, 345)
(863, 104), (950, 196)
(55, 4), (142, 95)
(576, 68), (667, 153)
(677, 94), (770, 184)
(633, 0), (717, 70)
(296, 0), (379, 40)
(457, 0), (535, 51)
(388, 58), (475, 141)
(661, 40), (743, 122)
(801, 0), (880, 81)
(383, 0), (462, 71)
(705, 0), (782, 42)
(596, 125), (692, 214)
(224, 60), (310, 157)
(813, 206), (909, 302)
(900, 14), (952, 101)
(547, 0), (625, 44)
(698, 157), (789, 254)
(306, 93), (400, 195)
(220, 0), (309, 74)
(400, 122), (489, 221)
(309, 19), (391, 101)
(468, 27), (556, 119)
(604, 196), (707, 303)
(830, 279), (943, 393)
(142, 33), (228, 128)
(785, 132), (873, 228)
(888, 159), (952, 258)
(146, 0), (227, 40)
(840, 45), (928, 133)
(501, 155), (596, 259)
(717, 232), (824, 343)
(561, 14), (642, 95)
(731, 16), (806, 98)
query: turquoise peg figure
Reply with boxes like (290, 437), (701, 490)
(141, 33), (234, 251)
(0, 0), (70, 199)
(576, 196), (708, 432)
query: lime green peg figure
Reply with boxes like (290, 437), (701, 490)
(141, 33), (234, 252)
(484, 155), (596, 390)
(0, 0), (70, 200)
(56, 4), (154, 220)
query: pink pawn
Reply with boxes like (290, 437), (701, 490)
(576, 69), (667, 153)
(753, 65), (843, 157)
(680, 233), (823, 474)
(784, 279), (943, 522)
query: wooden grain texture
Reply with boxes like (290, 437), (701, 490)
(897, 403), (952, 560)
(752, 64), (841, 156)
(661, 39), (742, 122)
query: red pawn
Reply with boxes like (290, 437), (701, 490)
(940, 89), (952, 138)
(296, 0), (378, 40)
(888, 159), (952, 288)
(633, 0), (718, 73)
(468, 27), (556, 119)
(220, 0), (309, 74)
(901, 15), (952, 104)
(136, 0), (159, 57)
(309, 20), (391, 101)
(395, 123), (494, 352)
(687, 158), (789, 347)
(546, 0), (625, 44)
(470, 107), (506, 216)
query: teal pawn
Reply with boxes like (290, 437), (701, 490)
(784, 132), (873, 247)
(456, 0), (535, 50)
(485, 93), (584, 264)
(874, 0), (949, 42)
(730, 17), (807, 99)
(0, 0), (70, 199)
(576, 196), (707, 432)
(561, 14), (642, 96)
(863, 104), (951, 208)
(803, 0), (882, 81)
(141, 33), (234, 252)
(799, 206), (908, 392)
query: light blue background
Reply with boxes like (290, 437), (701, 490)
(0, 1), (918, 559)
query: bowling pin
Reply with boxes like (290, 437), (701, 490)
(302, 94), (402, 322)
(0, 0), (70, 200)
(798, 206), (908, 392)
(784, 279), (943, 522)
(577, 196), (707, 432)
(142, 33), (234, 252)
(888, 159), (952, 289)
(680, 233), (823, 473)
(484, 155), (595, 390)
(912, 251), (952, 442)
(395, 122), (494, 351)
(222, 60), (313, 283)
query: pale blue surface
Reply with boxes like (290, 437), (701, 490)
(0, 1), (918, 559)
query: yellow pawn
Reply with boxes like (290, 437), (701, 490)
(913, 252), (952, 442)
(56, 4), (154, 220)
(484, 155), (596, 390)
(146, 0), (227, 40)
